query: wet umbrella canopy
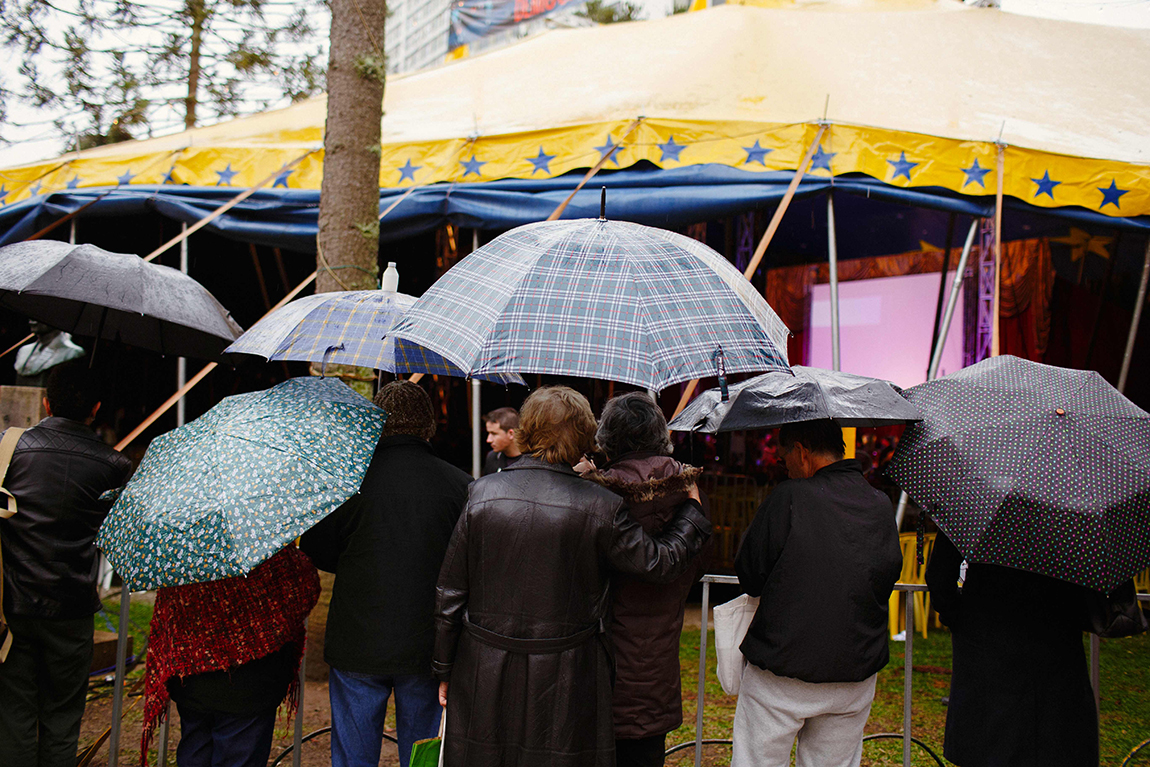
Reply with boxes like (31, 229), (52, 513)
(96, 376), (385, 589)
(0, 240), (242, 360)
(224, 289), (524, 384)
(389, 218), (791, 392)
(887, 355), (1150, 592)
(668, 366), (922, 432)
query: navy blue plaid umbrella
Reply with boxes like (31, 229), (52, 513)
(224, 290), (523, 384)
(389, 219), (791, 392)
(887, 355), (1150, 592)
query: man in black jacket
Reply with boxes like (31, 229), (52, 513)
(301, 381), (471, 767)
(0, 362), (132, 767)
(732, 419), (902, 767)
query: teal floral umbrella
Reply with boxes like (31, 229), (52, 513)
(97, 376), (385, 589)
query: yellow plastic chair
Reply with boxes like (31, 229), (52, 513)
(915, 533), (937, 638)
(1135, 567), (1150, 596)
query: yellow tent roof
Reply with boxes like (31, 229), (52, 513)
(2, 1), (1148, 217)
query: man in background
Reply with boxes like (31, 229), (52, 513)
(732, 419), (902, 767)
(301, 381), (471, 767)
(0, 362), (132, 767)
(481, 406), (521, 476)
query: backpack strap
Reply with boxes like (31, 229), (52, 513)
(0, 426), (24, 661)
(0, 428), (25, 520)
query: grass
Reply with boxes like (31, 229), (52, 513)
(86, 595), (1150, 766)
(670, 624), (1150, 767)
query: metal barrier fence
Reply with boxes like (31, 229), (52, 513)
(107, 579), (1150, 766)
(684, 576), (1150, 767)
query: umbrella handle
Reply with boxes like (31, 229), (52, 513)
(712, 346), (729, 403)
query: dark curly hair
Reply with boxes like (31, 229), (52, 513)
(595, 392), (672, 460)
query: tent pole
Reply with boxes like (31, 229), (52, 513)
(547, 118), (644, 222)
(69, 218), (76, 245)
(827, 191), (841, 372)
(991, 144), (1005, 357)
(898, 220), (979, 528)
(143, 149), (319, 263)
(292, 619), (307, 767)
(1118, 237), (1150, 393)
(670, 123), (829, 422)
(927, 220), (979, 380)
(472, 379), (482, 479)
(114, 271), (318, 452)
(109, 584), (132, 767)
(743, 123), (828, 280)
(177, 223), (188, 428)
(927, 213), (957, 378)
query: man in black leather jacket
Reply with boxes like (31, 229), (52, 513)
(0, 362), (132, 767)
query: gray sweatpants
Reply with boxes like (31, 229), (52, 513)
(731, 664), (877, 767)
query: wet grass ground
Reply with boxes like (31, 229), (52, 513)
(82, 596), (1150, 766)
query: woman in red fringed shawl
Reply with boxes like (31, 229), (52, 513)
(141, 545), (319, 767)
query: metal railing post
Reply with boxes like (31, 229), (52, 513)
(293, 619), (308, 767)
(904, 588), (914, 767)
(157, 701), (170, 767)
(109, 584), (132, 766)
(695, 579), (710, 767)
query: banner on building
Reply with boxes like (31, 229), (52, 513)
(449, 0), (583, 50)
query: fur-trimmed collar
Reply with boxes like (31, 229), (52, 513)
(587, 461), (702, 505)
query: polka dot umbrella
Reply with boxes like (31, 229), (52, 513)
(886, 355), (1150, 593)
(96, 376), (386, 589)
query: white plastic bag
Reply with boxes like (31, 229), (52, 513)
(712, 593), (760, 696)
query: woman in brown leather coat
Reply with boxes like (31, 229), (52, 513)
(432, 386), (711, 767)
(586, 393), (706, 767)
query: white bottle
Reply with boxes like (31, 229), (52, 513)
(381, 261), (399, 292)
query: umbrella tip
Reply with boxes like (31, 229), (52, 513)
(599, 187), (606, 221)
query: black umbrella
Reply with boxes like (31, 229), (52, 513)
(0, 241), (242, 360)
(667, 366), (923, 433)
(886, 355), (1150, 592)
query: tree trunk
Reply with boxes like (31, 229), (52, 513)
(185, 0), (207, 129)
(316, 0), (386, 294)
(308, 0), (386, 681)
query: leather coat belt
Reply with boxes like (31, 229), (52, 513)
(464, 616), (599, 654)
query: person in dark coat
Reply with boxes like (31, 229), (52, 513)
(584, 393), (705, 767)
(301, 381), (472, 767)
(432, 386), (712, 767)
(733, 419), (902, 767)
(925, 530), (1098, 767)
(0, 362), (132, 767)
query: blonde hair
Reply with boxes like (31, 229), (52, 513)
(515, 386), (597, 466)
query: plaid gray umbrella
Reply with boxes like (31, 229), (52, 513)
(389, 219), (791, 391)
(886, 355), (1150, 592)
(668, 366), (922, 432)
(224, 290), (524, 384)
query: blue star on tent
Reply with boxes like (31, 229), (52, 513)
(273, 169), (294, 188)
(657, 137), (686, 163)
(962, 159), (991, 188)
(809, 145), (835, 172)
(743, 140), (772, 166)
(0, 186), (8, 204)
(594, 135), (622, 166)
(460, 155), (485, 177)
(1098, 179), (1129, 210)
(526, 147), (555, 175)
(162, 169), (177, 184)
(887, 152), (918, 181)
(66, 176), (81, 189)
(215, 164), (239, 186)
(1031, 171), (1060, 199)
(29, 181), (42, 196)
(116, 170), (135, 185)
(396, 159), (419, 182)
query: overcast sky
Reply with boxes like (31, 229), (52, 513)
(1, 0), (1147, 170)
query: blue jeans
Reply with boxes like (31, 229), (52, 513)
(174, 703), (277, 767)
(328, 668), (441, 767)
